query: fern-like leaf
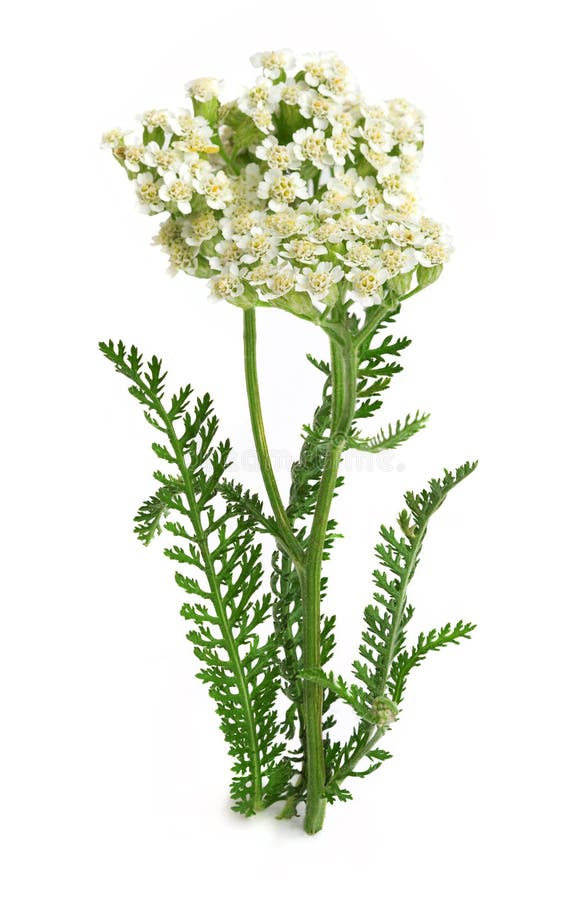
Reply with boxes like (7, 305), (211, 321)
(354, 461), (477, 700)
(324, 462), (477, 793)
(390, 620), (476, 704)
(100, 339), (290, 814)
(133, 484), (182, 545)
(300, 668), (379, 724)
(348, 411), (429, 453)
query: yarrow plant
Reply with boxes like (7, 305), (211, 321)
(101, 50), (477, 835)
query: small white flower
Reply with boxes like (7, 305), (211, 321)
(345, 240), (377, 267)
(346, 264), (390, 306)
(266, 210), (312, 237)
(184, 156), (213, 183)
(318, 70), (351, 102)
(386, 191), (418, 219)
(296, 261), (344, 303)
(101, 128), (127, 148)
(354, 175), (384, 209)
(325, 124), (355, 166)
(387, 97), (416, 118)
(238, 77), (280, 116)
(122, 136), (144, 172)
(182, 211), (219, 247)
(301, 55), (328, 88)
(140, 109), (171, 132)
(172, 109), (197, 135)
(256, 136), (295, 170)
(362, 118), (393, 154)
(376, 157), (400, 188)
(279, 79), (305, 107)
(235, 226), (279, 264)
(298, 90), (338, 130)
(143, 142), (181, 175)
(282, 239), (328, 263)
(250, 49), (295, 79)
(251, 107), (275, 134)
(392, 114), (423, 151)
(219, 208), (263, 239)
(154, 218), (195, 274)
(247, 259), (279, 285)
(320, 177), (356, 215)
(185, 77), (222, 102)
(258, 169), (309, 212)
(359, 143), (392, 173)
(350, 217), (386, 241)
(376, 158), (416, 208)
(418, 216), (444, 241)
(379, 243), (417, 276)
(158, 168), (194, 214)
(209, 263), (245, 301)
(415, 241), (453, 267)
(195, 170), (234, 210)
(311, 218), (348, 244)
(262, 262), (298, 299)
(387, 221), (426, 248)
(136, 172), (164, 213)
(291, 128), (331, 168)
(209, 239), (243, 270)
(175, 119), (219, 155)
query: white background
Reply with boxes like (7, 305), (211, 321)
(2, 1), (586, 897)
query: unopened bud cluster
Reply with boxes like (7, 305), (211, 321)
(370, 695), (399, 726)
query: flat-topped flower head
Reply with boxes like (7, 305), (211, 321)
(103, 50), (451, 324)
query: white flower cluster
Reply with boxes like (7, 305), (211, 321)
(103, 51), (452, 319)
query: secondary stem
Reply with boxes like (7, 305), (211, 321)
(243, 309), (302, 566)
(302, 330), (357, 834)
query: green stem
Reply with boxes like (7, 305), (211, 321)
(302, 331), (357, 834)
(243, 309), (303, 567)
(330, 725), (385, 786)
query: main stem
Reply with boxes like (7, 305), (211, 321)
(302, 331), (357, 834)
(242, 307), (357, 835)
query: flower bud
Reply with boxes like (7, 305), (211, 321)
(388, 271), (413, 298)
(416, 263), (443, 288)
(370, 695), (399, 726)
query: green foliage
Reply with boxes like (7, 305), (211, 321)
(355, 326), (411, 421)
(134, 484), (182, 545)
(99, 306), (477, 830)
(321, 462), (477, 795)
(390, 620), (476, 704)
(271, 368), (339, 746)
(300, 668), (380, 725)
(324, 725), (393, 803)
(348, 411), (429, 453)
(355, 461), (477, 701)
(99, 340), (291, 815)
